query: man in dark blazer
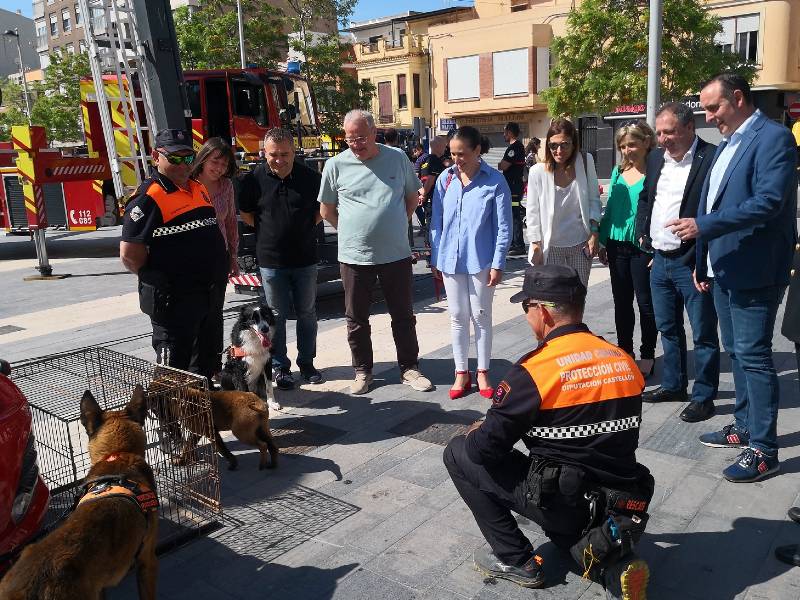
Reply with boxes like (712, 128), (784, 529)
(668, 73), (798, 483)
(635, 102), (719, 424)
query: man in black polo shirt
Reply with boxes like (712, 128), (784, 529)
(498, 122), (526, 255)
(239, 128), (323, 389)
(120, 129), (228, 380)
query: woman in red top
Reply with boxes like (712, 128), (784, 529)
(191, 137), (239, 380)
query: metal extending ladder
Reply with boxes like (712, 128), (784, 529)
(78, 0), (157, 200)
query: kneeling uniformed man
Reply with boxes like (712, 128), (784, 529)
(444, 264), (653, 599)
(120, 129), (228, 381)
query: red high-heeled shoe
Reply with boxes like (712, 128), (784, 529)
(476, 369), (494, 399)
(449, 371), (472, 399)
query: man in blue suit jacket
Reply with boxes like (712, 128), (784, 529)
(668, 73), (798, 483)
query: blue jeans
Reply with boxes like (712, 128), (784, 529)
(260, 265), (318, 370)
(650, 253), (720, 403)
(713, 282), (786, 456)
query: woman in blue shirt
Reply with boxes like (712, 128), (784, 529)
(430, 126), (512, 399)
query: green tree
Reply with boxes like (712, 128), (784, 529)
(32, 50), (91, 143)
(295, 33), (374, 138)
(174, 2), (286, 70)
(0, 80), (32, 141)
(541, 0), (757, 117)
(0, 52), (90, 143)
(283, 0), (374, 138)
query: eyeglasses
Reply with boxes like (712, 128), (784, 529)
(548, 141), (573, 152)
(157, 150), (196, 165)
(344, 136), (369, 146)
(522, 299), (557, 313)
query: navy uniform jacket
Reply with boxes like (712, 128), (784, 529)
(465, 324), (648, 487)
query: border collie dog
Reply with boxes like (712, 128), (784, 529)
(219, 302), (281, 411)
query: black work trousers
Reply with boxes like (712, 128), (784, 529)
(340, 257), (419, 374)
(443, 435), (591, 567)
(606, 240), (657, 360)
(510, 196), (525, 250)
(150, 285), (218, 381)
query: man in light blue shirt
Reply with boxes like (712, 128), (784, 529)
(667, 73), (798, 483)
(319, 110), (433, 395)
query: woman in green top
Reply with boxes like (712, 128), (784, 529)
(599, 121), (657, 377)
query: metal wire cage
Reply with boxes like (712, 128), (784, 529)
(11, 347), (222, 549)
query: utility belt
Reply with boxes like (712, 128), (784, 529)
(524, 455), (653, 581)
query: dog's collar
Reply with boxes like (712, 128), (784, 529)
(78, 475), (158, 516)
(229, 345), (248, 358)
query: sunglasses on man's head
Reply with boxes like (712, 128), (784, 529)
(158, 150), (196, 165)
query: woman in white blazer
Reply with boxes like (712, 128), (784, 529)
(525, 118), (602, 287)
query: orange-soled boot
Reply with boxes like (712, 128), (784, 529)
(476, 369), (494, 399)
(449, 371), (472, 399)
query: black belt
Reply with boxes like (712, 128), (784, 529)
(656, 247), (684, 258)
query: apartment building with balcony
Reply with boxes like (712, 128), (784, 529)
(346, 7), (473, 131)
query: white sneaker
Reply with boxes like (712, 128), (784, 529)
(401, 368), (434, 392)
(350, 372), (373, 395)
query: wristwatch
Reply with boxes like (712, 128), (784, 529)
(590, 223), (599, 234)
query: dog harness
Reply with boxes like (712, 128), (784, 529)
(77, 455), (158, 517)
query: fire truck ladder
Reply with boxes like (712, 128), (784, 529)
(78, 0), (157, 201)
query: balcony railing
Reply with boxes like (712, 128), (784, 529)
(356, 35), (424, 60)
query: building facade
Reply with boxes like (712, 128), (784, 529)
(429, 0), (800, 177)
(347, 7), (472, 131)
(0, 9), (39, 79)
(429, 0), (571, 147)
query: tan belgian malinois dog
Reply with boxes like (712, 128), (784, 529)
(0, 386), (159, 600)
(173, 388), (279, 471)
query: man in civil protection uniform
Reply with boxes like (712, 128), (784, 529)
(120, 129), (228, 381)
(498, 122), (527, 255)
(443, 264), (654, 599)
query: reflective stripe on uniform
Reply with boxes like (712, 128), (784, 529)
(152, 217), (217, 237)
(527, 415), (641, 439)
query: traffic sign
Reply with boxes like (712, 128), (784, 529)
(789, 102), (800, 119)
(439, 118), (457, 131)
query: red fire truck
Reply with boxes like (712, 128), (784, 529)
(0, 68), (322, 234)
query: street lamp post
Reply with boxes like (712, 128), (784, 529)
(645, 0), (664, 126)
(4, 28), (33, 125)
(236, 0), (246, 69)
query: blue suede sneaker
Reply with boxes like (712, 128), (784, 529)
(699, 423), (749, 449)
(723, 447), (779, 482)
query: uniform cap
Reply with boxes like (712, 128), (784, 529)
(510, 264), (587, 304)
(154, 129), (193, 153)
